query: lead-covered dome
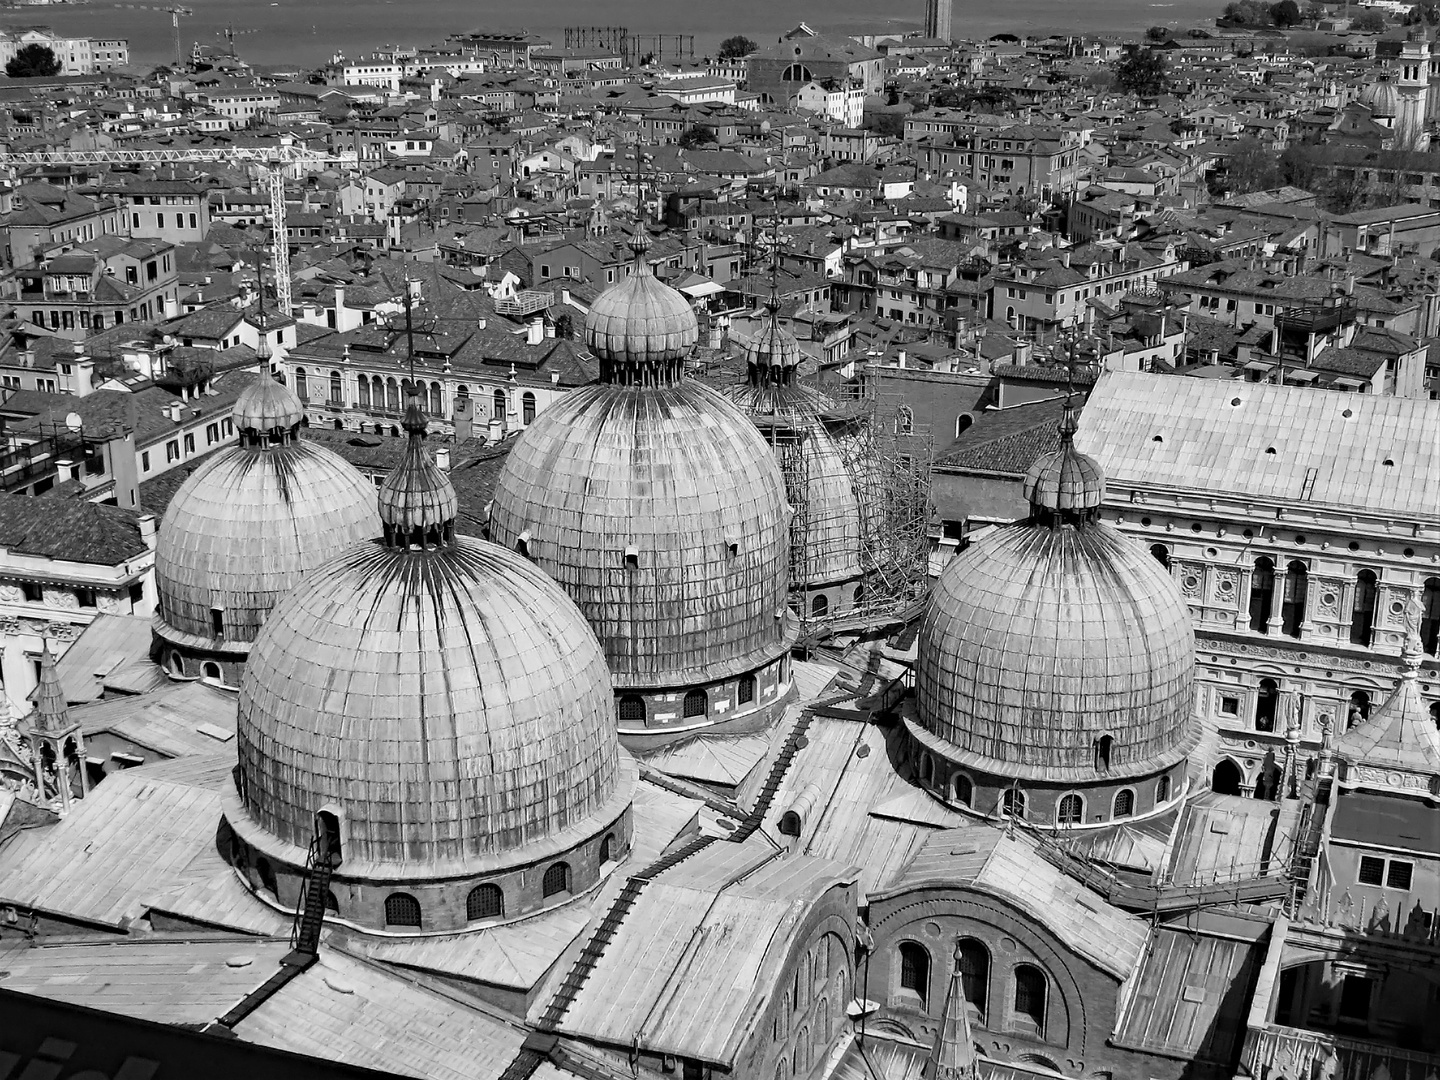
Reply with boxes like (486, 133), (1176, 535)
(231, 396), (632, 892)
(914, 405), (1197, 784)
(1361, 76), (1398, 118)
(154, 376), (380, 655)
(489, 222), (794, 707)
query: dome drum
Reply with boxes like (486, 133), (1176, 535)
(221, 776), (635, 934)
(615, 651), (794, 748)
(902, 715), (1190, 829)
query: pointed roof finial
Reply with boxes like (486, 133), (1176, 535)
(33, 644), (71, 736)
(928, 937), (978, 1080)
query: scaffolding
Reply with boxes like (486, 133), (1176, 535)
(749, 381), (932, 646)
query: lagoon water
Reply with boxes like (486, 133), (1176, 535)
(2, 0), (1219, 70)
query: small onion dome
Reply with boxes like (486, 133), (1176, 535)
(234, 403), (629, 874)
(1361, 77), (1398, 118)
(376, 395), (458, 545)
(489, 380), (793, 689)
(744, 312), (804, 386)
(155, 386), (379, 649)
(915, 408), (1197, 784)
(585, 227), (698, 383)
(233, 374), (305, 437)
(1022, 403), (1106, 518)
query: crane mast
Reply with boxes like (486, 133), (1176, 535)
(0, 145), (355, 318)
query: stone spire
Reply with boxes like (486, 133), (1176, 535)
(33, 645), (70, 736)
(21, 643), (86, 811)
(927, 938), (978, 1080)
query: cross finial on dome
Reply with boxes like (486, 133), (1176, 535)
(377, 391), (458, 550)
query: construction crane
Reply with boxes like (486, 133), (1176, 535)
(0, 144), (356, 315)
(93, 3), (195, 69)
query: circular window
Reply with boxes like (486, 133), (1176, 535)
(1390, 600), (1406, 615)
(1206, 546), (1219, 557)
(1384, 458), (1395, 467)
(1152, 434), (1164, 443)
(1295, 535), (1307, 545)
(1404, 547), (1415, 558)
(1243, 528), (1254, 539)
(1184, 575), (1200, 590)
(1349, 541), (1360, 551)
(1231, 397), (1242, 406)
(1218, 579), (1234, 594)
(1141, 516), (1152, 527)
(1322, 592), (1337, 606)
(1342, 408), (1353, 418)
(1265, 447), (1276, 456)
(1191, 523), (1203, 533)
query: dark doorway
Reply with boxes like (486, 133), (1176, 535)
(1212, 758), (1244, 795)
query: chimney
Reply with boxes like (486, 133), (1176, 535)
(897, 349), (907, 368)
(453, 394), (473, 443)
(434, 446), (451, 471)
(1013, 340), (1032, 366)
(168, 401), (183, 423)
(137, 513), (157, 549)
(527, 317), (544, 346)
(476, 316), (487, 330)
(1060, 249), (1070, 268)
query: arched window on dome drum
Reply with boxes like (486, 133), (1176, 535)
(956, 413), (973, 439)
(168, 652), (184, 676)
(256, 858), (277, 897)
(1255, 679), (1279, 732)
(812, 594), (829, 618)
(600, 833), (615, 864)
(1002, 788), (1025, 819)
(958, 939), (990, 1021)
(1013, 965), (1047, 1035)
(1150, 544), (1171, 570)
(522, 391), (536, 425)
(202, 661), (221, 682)
(542, 862), (570, 898)
(1250, 558), (1275, 634)
(325, 890), (340, 914)
(1351, 570), (1379, 646)
(294, 367), (307, 401)
(1422, 578), (1440, 655)
(898, 942), (930, 1008)
(330, 370), (342, 404)
(683, 689), (708, 718)
(1114, 789), (1135, 818)
(919, 753), (934, 784)
(357, 378), (370, 407)
(492, 388), (506, 421)
(1056, 793), (1083, 826)
(854, 584), (864, 607)
(384, 892), (422, 928)
(1156, 773), (1171, 804)
(429, 382), (442, 416)
(618, 695), (645, 725)
(1095, 734), (1114, 772)
(738, 674), (756, 705)
(466, 884), (504, 921)
(953, 773), (972, 806)
(1281, 561), (1308, 639)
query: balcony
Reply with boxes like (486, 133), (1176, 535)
(494, 289), (555, 317)
(1244, 1023), (1440, 1080)
(1275, 300), (1357, 337)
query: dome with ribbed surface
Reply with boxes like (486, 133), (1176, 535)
(489, 380), (792, 689)
(915, 406), (1197, 784)
(155, 426), (380, 650)
(1023, 407), (1106, 513)
(233, 375), (305, 433)
(234, 534), (628, 872)
(585, 228), (698, 370)
(744, 318), (804, 377)
(376, 395), (458, 539)
(1361, 76), (1399, 118)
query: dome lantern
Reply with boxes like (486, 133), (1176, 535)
(584, 207), (699, 388)
(376, 393), (458, 550)
(1021, 398), (1106, 525)
(232, 374), (305, 448)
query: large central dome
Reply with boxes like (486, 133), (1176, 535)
(488, 220), (796, 742)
